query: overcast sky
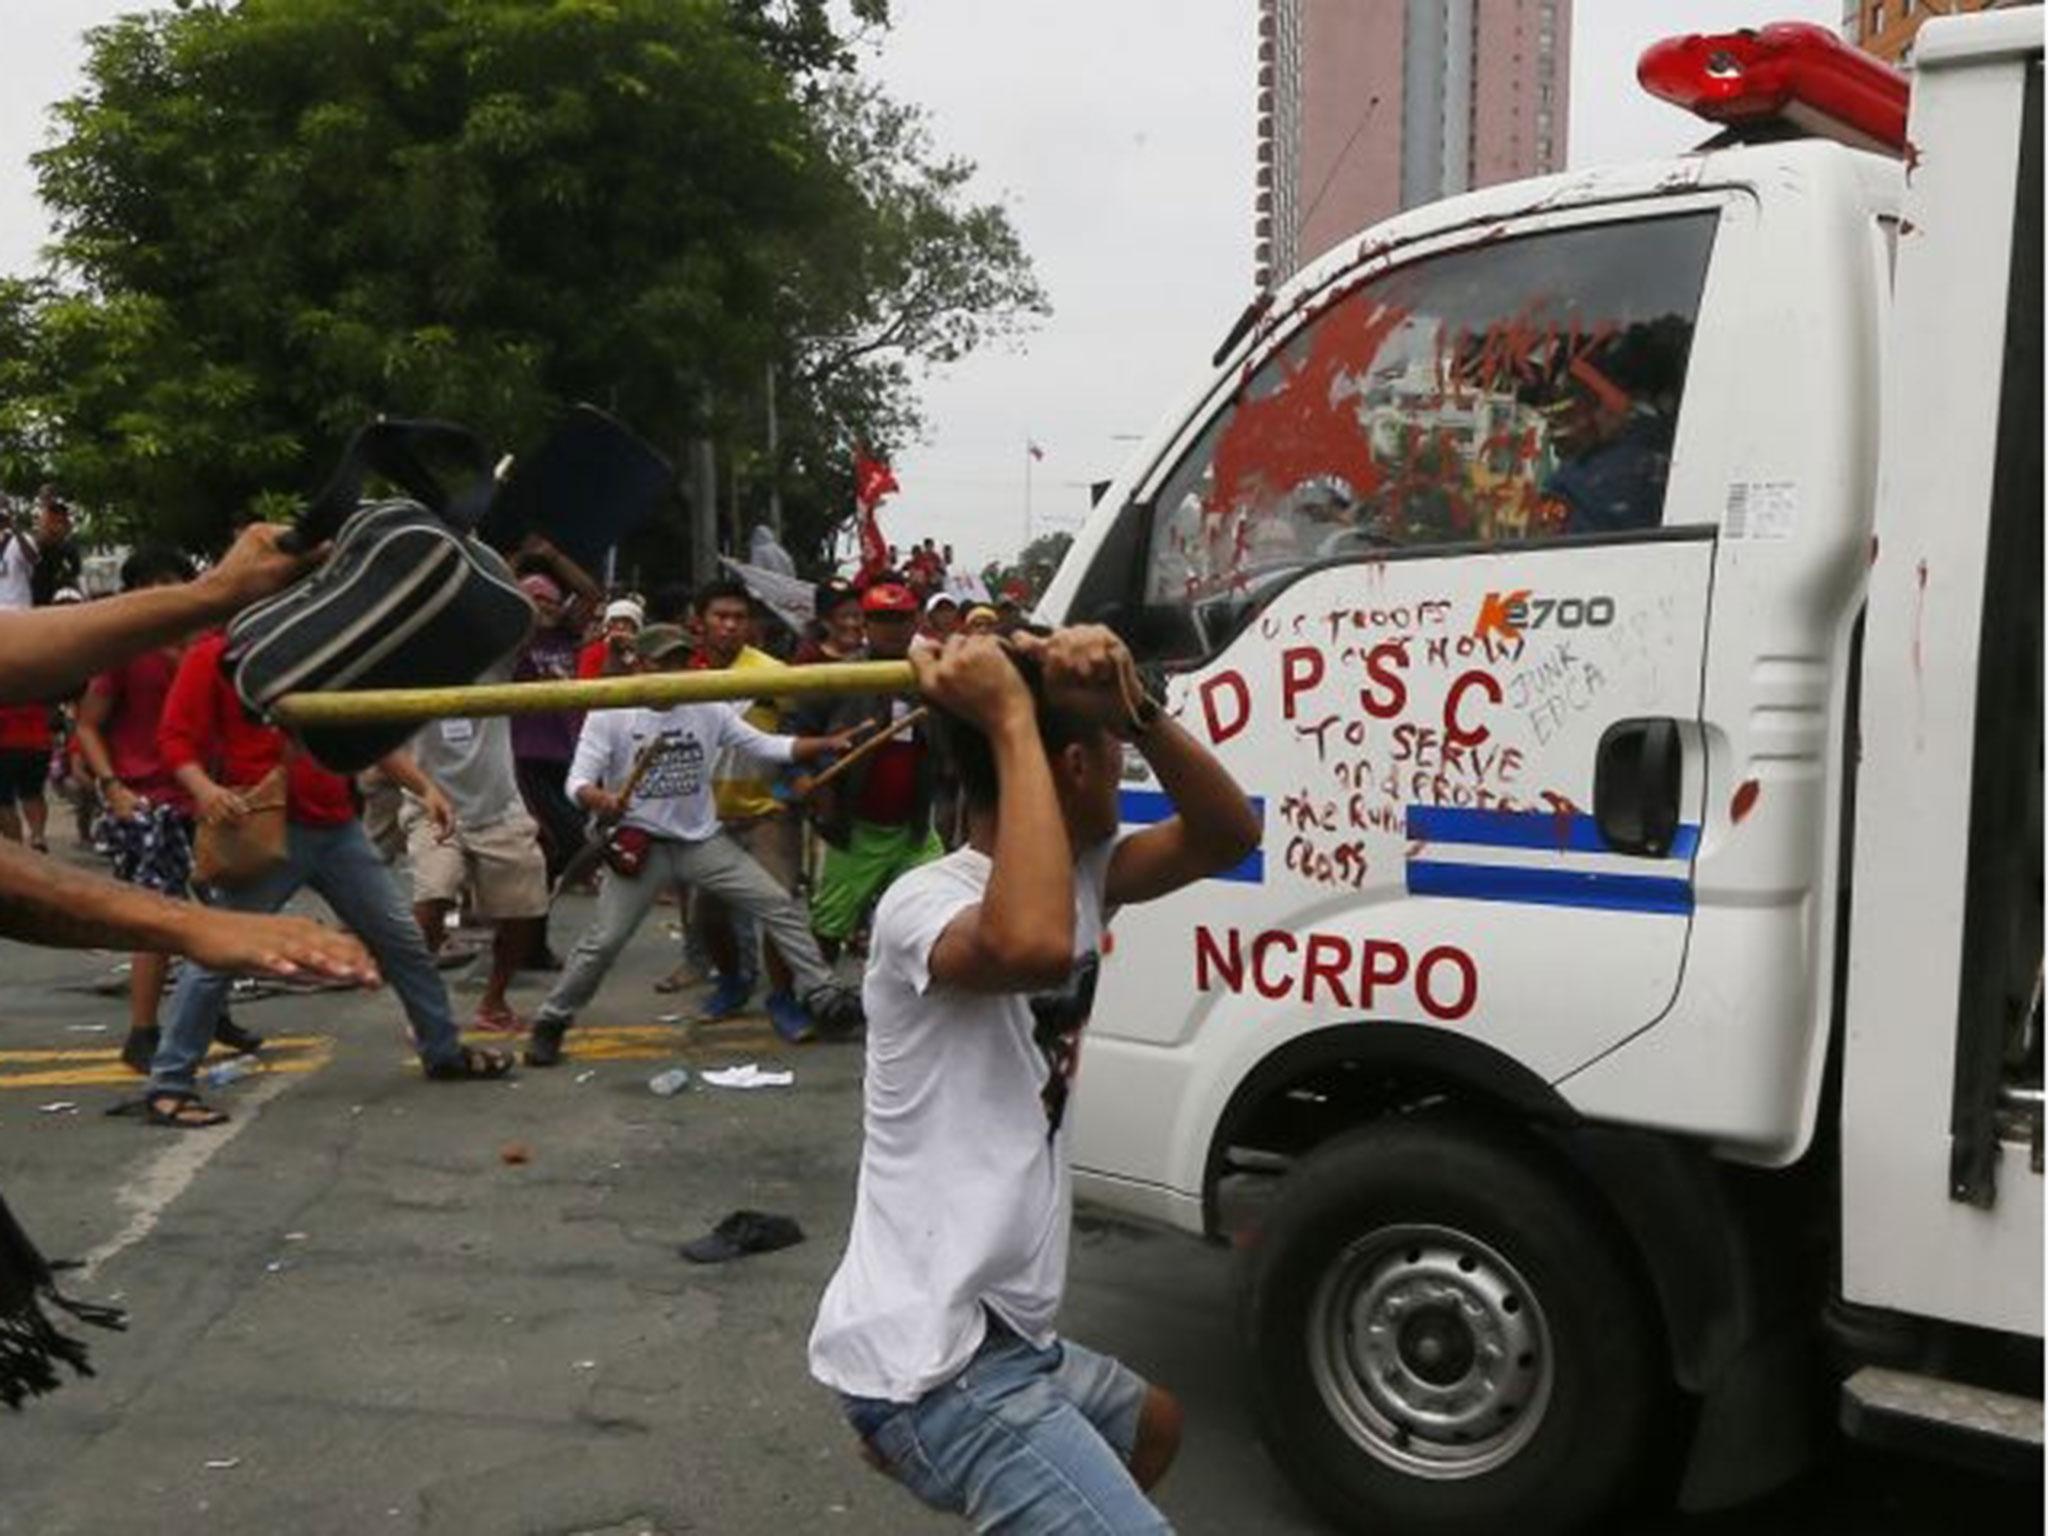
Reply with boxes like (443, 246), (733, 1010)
(0, 1), (1838, 567)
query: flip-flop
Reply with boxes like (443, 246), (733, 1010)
(141, 1093), (228, 1129)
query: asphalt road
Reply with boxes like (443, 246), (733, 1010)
(0, 875), (2036, 1535)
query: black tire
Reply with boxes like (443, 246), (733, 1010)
(1240, 1112), (1667, 1536)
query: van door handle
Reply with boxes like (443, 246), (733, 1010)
(1594, 718), (1683, 858)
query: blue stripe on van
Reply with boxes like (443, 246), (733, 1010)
(1118, 788), (1265, 884)
(1405, 860), (1694, 915)
(1405, 805), (1700, 861)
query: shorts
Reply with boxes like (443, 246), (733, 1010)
(405, 806), (548, 920)
(97, 803), (197, 898)
(0, 749), (49, 807)
(810, 819), (943, 941)
(840, 1317), (1165, 1532)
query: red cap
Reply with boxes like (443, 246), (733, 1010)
(861, 581), (918, 615)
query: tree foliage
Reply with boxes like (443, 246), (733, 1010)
(981, 528), (1073, 606)
(3, 0), (1042, 566)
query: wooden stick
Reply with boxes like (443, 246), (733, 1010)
(547, 734), (667, 899)
(796, 706), (932, 800)
(270, 660), (918, 729)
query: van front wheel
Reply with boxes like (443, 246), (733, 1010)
(1241, 1115), (1665, 1536)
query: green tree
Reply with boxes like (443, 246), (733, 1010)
(981, 528), (1073, 606)
(8, 0), (1040, 567)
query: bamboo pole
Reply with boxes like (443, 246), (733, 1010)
(270, 660), (919, 729)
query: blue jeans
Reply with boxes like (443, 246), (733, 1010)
(842, 1318), (1171, 1534)
(150, 819), (464, 1094)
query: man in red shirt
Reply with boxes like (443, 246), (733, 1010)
(72, 544), (263, 1072)
(150, 631), (512, 1126)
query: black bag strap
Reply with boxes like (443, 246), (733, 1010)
(294, 419), (497, 548)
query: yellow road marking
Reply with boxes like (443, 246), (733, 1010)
(0, 1017), (788, 1087)
(0, 1034), (330, 1065)
(0, 1041), (334, 1090)
(450, 1020), (780, 1062)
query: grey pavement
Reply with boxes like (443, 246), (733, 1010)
(0, 868), (2035, 1535)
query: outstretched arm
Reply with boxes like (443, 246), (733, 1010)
(0, 525), (313, 705)
(0, 836), (378, 983)
(720, 708), (857, 768)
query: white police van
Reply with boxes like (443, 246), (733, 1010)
(1041, 14), (2043, 1532)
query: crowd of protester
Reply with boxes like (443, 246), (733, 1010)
(0, 493), (1036, 1123)
(0, 493), (1254, 1533)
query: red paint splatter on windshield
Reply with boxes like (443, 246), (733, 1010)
(1207, 295), (1410, 522)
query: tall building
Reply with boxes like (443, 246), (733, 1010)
(1842, 0), (2012, 66)
(1256, 0), (1572, 289)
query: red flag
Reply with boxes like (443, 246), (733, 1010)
(852, 450), (897, 583)
(856, 505), (887, 583)
(854, 452), (899, 512)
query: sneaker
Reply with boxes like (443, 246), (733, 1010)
(524, 1018), (568, 1067)
(804, 985), (865, 1040)
(120, 1025), (160, 1075)
(212, 1014), (265, 1055)
(472, 1001), (524, 1036)
(700, 972), (755, 1021)
(765, 991), (815, 1045)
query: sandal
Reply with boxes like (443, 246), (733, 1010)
(143, 1093), (228, 1129)
(424, 1044), (515, 1081)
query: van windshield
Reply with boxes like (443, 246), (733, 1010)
(1139, 213), (1718, 658)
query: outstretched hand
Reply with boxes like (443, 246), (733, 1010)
(201, 522), (325, 611)
(180, 909), (381, 986)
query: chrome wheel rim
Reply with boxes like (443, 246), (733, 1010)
(1308, 1222), (1554, 1479)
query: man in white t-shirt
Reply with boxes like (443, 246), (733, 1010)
(524, 625), (861, 1066)
(809, 627), (1260, 1533)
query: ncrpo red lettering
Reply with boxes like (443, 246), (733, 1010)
(1192, 925), (1479, 1024)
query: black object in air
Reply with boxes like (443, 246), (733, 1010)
(483, 403), (674, 572)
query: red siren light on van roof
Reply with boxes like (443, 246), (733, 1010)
(1638, 21), (1910, 155)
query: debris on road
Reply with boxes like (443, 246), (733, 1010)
(648, 1068), (689, 1097)
(498, 1140), (532, 1165)
(701, 1064), (792, 1090)
(680, 1209), (804, 1263)
(38, 1101), (78, 1114)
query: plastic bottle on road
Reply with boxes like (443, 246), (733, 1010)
(205, 1055), (260, 1089)
(648, 1067), (690, 1097)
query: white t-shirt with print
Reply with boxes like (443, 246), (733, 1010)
(808, 837), (1119, 1403)
(565, 702), (795, 844)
